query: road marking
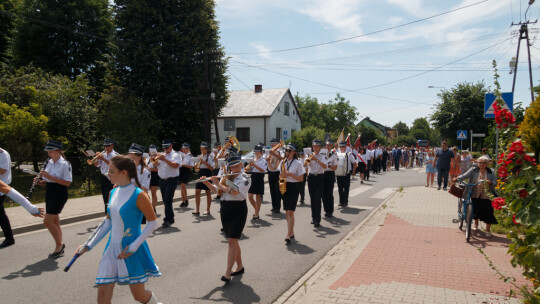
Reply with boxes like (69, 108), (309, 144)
(349, 186), (370, 197)
(369, 188), (397, 199)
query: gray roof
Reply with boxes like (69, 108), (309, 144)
(219, 88), (290, 117)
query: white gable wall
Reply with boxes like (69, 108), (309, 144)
(217, 117), (265, 151)
(267, 93), (301, 144)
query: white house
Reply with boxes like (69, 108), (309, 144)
(214, 85), (302, 151)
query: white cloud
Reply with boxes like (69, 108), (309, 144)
(296, 0), (364, 38)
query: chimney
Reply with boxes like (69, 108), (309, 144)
(254, 84), (263, 93)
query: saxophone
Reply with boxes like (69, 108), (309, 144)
(279, 159), (287, 195)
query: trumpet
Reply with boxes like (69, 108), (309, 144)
(149, 153), (163, 167)
(305, 153), (316, 165)
(86, 150), (105, 165)
(194, 155), (202, 172)
(267, 140), (285, 171)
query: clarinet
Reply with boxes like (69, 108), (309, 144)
(27, 158), (50, 200)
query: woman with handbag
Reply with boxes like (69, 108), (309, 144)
(452, 156), (498, 237)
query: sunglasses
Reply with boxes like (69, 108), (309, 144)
(285, 149), (293, 152)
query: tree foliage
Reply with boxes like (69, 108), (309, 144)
(295, 93), (358, 133)
(0, 0), (20, 63)
(10, 0), (113, 84)
(290, 126), (326, 150)
(520, 95), (540, 158)
(393, 121), (409, 136)
(114, 0), (227, 145)
(0, 102), (48, 164)
(409, 118), (430, 140)
(0, 66), (97, 156)
(430, 82), (490, 147)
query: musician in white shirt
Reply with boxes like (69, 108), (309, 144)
(156, 140), (181, 228)
(305, 139), (328, 227)
(95, 138), (119, 213)
(323, 139), (337, 218)
(279, 143), (305, 244)
(247, 145), (267, 219)
(336, 141), (358, 207)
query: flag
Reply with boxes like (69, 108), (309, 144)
(368, 139), (377, 150)
(354, 134), (361, 151)
(346, 133), (351, 146)
(337, 128), (344, 144)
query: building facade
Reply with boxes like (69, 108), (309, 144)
(214, 85), (302, 151)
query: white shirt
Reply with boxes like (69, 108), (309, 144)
(221, 173), (251, 201)
(325, 151), (338, 172)
(307, 153), (328, 175)
(197, 153), (215, 170)
(357, 153), (368, 165)
(339, 152), (357, 172)
(0, 148), (12, 185)
(365, 150), (372, 161)
(250, 157), (267, 173)
(135, 164), (151, 190)
(43, 157), (72, 183)
(181, 153), (194, 167)
(279, 158), (305, 183)
(97, 150), (119, 176)
(157, 150), (182, 179)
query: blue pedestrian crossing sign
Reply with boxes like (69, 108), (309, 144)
(457, 130), (467, 140)
(484, 92), (513, 118)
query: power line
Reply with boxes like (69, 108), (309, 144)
(227, 0), (488, 55)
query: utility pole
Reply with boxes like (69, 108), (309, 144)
(194, 50), (223, 143)
(511, 1), (537, 102)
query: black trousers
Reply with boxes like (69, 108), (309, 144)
(0, 195), (14, 242)
(373, 158), (379, 174)
(100, 175), (113, 213)
(394, 157), (400, 171)
(337, 174), (351, 205)
(308, 174), (324, 223)
(366, 162), (371, 180)
(437, 168), (450, 188)
(299, 173), (306, 202)
(267, 171), (281, 211)
(322, 171), (335, 215)
(160, 176), (178, 224)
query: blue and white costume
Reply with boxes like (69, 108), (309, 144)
(88, 184), (160, 285)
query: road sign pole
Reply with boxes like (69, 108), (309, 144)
(470, 130), (473, 152)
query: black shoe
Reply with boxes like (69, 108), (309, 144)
(290, 235), (295, 239)
(437, 186), (441, 190)
(162, 221), (171, 228)
(443, 187), (447, 191)
(252, 215), (260, 220)
(285, 238), (291, 244)
(314, 223), (320, 228)
(48, 244), (65, 259)
(300, 201), (305, 205)
(192, 212), (200, 216)
(310, 220), (315, 224)
(221, 276), (231, 283)
(273, 210), (281, 214)
(231, 268), (245, 276)
(0, 239), (15, 249)
(324, 213), (333, 218)
(185, 200), (189, 207)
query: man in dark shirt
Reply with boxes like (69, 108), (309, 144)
(432, 141), (454, 190)
(392, 145), (402, 171)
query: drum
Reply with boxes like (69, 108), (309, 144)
(335, 152), (348, 176)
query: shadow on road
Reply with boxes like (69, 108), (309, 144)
(192, 214), (217, 223)
(246, 218), (273, 228)
(2, 258), (58, 280)
(286, 241), (315, 255)
(150, 226), (181, 237)
(323, 216), (351, 228)
(313, 225), (339, 238)
(338, 207), (362, 215)
(190, 278), (260, 303)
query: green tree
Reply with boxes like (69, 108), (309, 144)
(393, 121), (409, 136)
(290, 126), (326, 150)
(0, 66), (97, 156)
(0, 0), (20, 63)
(10, 0), (113, 84)
(520, 95), (540, 158)
(390, 134), (416, 147)
(96, 80), (159, 151)
(0, 102), (48, 164)
(409, 117), (431, 140)
(430, 82), (490, 147)
(114, 0), (227, 145)
(295, 93), (357, 133)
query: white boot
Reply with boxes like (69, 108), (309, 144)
(145, 292), (162, 304)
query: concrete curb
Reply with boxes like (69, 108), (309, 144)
(273, 188), (399, 304)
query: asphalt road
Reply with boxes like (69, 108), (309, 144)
(0, 166), (425, 304)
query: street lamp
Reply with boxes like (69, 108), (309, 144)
(427, 86), (445, 89)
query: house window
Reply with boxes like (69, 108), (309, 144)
(224, 119), (235, 131)
(276, 128), (282, 140)
(236, 127), (250, 142)
(291, 129), (296, 138)
(284, 102), (290, 116)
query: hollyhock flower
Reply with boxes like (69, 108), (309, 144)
(519, 189), (528, 198)
(492, 197), (506, 210)
(498, 166), (508, 178)
(512, 214), (519, 225)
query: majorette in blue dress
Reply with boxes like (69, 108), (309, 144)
(95, 184), (161, 285)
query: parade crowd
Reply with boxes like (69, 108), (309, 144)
(0, 137), (499, 303)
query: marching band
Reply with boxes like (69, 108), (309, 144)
(1, 134), (382, 294)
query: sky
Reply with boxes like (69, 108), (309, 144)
(214, 0), (540, 128)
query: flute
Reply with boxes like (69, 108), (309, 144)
(27, 158), (50, 200)
(186, 173), (239, 185)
